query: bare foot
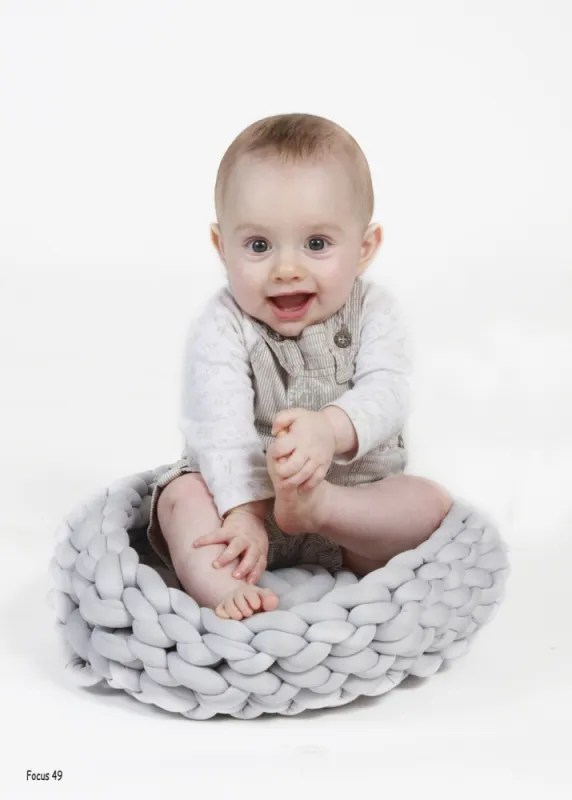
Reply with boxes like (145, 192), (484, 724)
(215, 584), (279, 620)
(266, 448), (330, 535)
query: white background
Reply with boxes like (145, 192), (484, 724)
(1, 1), (570, 797)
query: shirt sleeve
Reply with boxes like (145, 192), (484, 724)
(321, 280), (412, 464)
(178, 291), (275, 518)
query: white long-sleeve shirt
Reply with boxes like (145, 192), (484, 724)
(178, 278), (411, 518)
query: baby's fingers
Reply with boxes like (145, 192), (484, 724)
(246, 554), (267, 585)
(213, 537), (248, 569)
(232, 546), (260, 580)
(299, 465), (328, 492)
(276, 451), (307, 479)
(193, 530), (229, 549)
(285, 458), (316, 488)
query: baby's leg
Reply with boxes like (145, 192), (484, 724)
(269, 446), (452, 574)
(156, 474), (278, 619)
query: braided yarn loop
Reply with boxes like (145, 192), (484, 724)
(48, 466), (510, 719)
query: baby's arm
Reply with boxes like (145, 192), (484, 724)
(320, 281), (411, 463)
(178, 291), (275, 519)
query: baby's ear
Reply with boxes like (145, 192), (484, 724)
(357, 223), (383, 275)
(210, 223), (226, 264)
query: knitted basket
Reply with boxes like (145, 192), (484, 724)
(48, 465), (510, 719)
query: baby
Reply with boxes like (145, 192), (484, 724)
(146, 113), (453, 620)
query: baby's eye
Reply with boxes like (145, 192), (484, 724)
(307, 237), (328, 251)
(247, 239), (270, 254)
(245, 236), (330, 254)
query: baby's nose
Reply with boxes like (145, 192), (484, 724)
(272, 261), (306, 280)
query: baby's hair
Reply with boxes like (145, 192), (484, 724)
(214, 113), (374, 228)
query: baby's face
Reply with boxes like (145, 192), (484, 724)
(211, 154), (381, 337)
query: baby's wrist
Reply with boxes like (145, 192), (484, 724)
(319, 411), (339, 451)
(318, 406), (358, 458)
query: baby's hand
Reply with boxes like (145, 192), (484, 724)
(269, 408), (336, 492)
(193, 507), (269, 585)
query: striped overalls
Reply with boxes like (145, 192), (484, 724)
(146, 279), (407, 575)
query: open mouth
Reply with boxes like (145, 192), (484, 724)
(269, 292), (314, 311)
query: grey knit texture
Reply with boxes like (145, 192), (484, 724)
(48, 466), (510, 719)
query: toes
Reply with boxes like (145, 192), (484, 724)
(215, 603), (230, 619)
(226, 600), (244, 620)
(216, 589), (278, 620)
(234, 592), (253, 617)
(244, 589), (262, 611)
(261, 590), (279, 611)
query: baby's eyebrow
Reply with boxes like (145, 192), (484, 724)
(304, 223), (344, 233)
(234, 223), (268, 233)
(234, 222), (343, 233)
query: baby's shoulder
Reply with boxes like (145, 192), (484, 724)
(189, 287), (258, 351)
(187, 286), (241, 330)
(358, 277), (403, 318)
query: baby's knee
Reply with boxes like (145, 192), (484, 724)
(157, 472), (210, 518)
(420, 478), (453, 525)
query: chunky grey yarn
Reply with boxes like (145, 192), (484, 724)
(48, 465), (510, 719)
